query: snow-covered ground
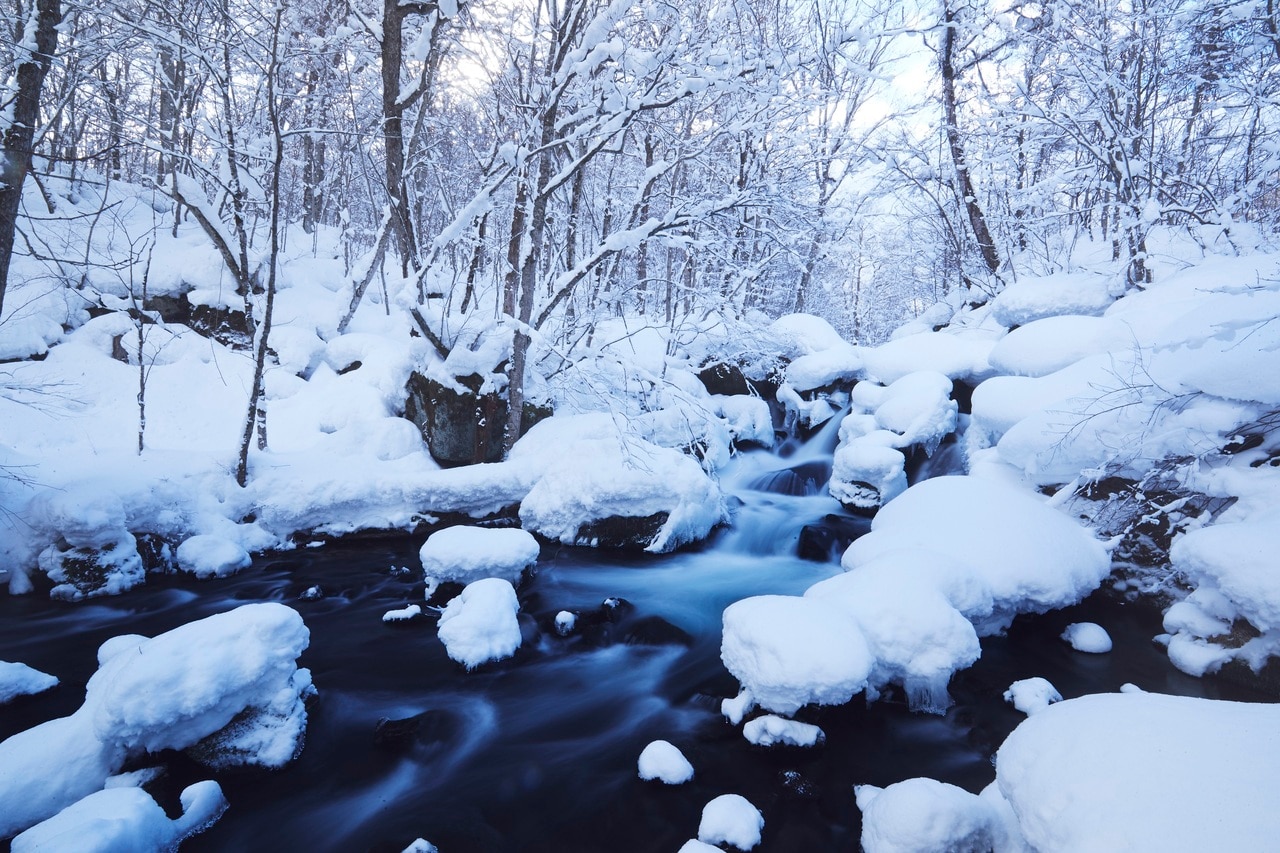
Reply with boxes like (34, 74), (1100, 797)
(3, 170), (1280, 849)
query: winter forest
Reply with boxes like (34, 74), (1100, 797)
(2, 0), (1280, 848)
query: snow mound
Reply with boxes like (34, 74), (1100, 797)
(698, 793), (764, 851)
(721, 595), (873, 715)
(1003, 677), (1062, 716)
(0, 661), (59, 704)
(742, 715), (824, 748)
(637, 739), (694, 784)
(987, 315), (1128, 377)
(382, 604), (423, 623)
(418, 525), (540, 591)
(767, 313), (847, 358)
(0, 603), (311, 838)
(845, 476), (1112, 634)
(784, 341), (863, 392)
(863, 331), (996, 385)
(11, 780), (228, 853)
(436, 578), (522, 669)
(996, 692), (1280, 851)
(990, 271), (1118, 327)
(714, 394), (774, 447)
(1060, 622), (1112, 653)
(856, 778), (995, 853)
(175, 534), (252, 579)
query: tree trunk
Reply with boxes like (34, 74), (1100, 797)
(0, 0), (61, 319)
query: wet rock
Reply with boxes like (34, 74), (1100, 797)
(749, 460), (831, 497)
(190, 304), (251, 349)
(779, 770), (820, 801)
(38, 534), (145, 600)
(624, 616), (694, 647)
(143, 292), (192, 325)
(298, 586), (325, 601)
(573, 512), (669, 550)
(404, 371), (553, 467)
(373, 716), (421, 751)
(135, 533), (174, 573)
(698, 361), (750, 397)
(797, 514), (871, 563)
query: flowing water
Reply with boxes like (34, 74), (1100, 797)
(1, 430), (1274, 852)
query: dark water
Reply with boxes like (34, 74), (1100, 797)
(1, 454), (1275, 852)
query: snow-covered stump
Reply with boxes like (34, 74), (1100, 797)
(418, 525), (540, 597)
(0, 602), (312, 838)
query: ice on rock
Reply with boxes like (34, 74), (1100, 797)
(637, 739), (694, 784)
(742, 715), (825, 748)
(0, 603), (311, 838)
(697, 794), (764, 851)
(721, 595), (873, 715)
(1060, 622), (1112, 653)
(0, 661), (58, 704)
(995, 692), (1280, 851)
(855, 778), (996, 853)
(1003, 677), (1063, 716)
(175, 534), (252, 579)
(11, 780), (228, 853)
(418, 525), (539, 592)
(436, 578), (522, 669)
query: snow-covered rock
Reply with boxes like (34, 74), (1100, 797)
(436, 578), (522, 669)
(697, 793), (764, 850)
(721, 595), (872, 715)
(0, 661), (58, 704)
(418, 525), (540, 592)
(856, 778), (996, 853)
(637, 739), (694, 784)
(11, 780), (228, 853)
(1003, 677), (1063, 716)
(742, 715), (824, 748)
(1060, 622), (1112, 653)
(863, 331), (996, 385)
(175, 534), (252, 579)
(990, 271), (1119, 327)
(0, 603), (311, 838)
(995, 692), (1280, 851)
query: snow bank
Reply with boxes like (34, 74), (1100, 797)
(11, 780), (227, 853)
(0, 603), (311, 838)
(436, 578), (522, 669)
(856, 778), (996, 853)
(987, 315), (1127, 377)
(418, 525), (539, 592)
(995, 692), (1280, 851)
(0, 661), (59, 703)
(698, 794), (764, 850)
(637, 739), (694, 784)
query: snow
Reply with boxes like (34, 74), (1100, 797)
(714, 394), (774, 447)
(554, 610), (576, 635)
(720, 595), (872, 715)
(742, 715), (824, 748)
(0, 660), (58, 703)
(862, 331), (996, 385)
(436, 578), (522, 669)
(766, 313), (847, 358)
(175, 535), (252, 579)
(1060, 622), (1112, 653)
(637, 739), (694, 784)
(989, 271), (1119, 327)
(855, 778), (995, 853)
(400, 840), (439, 853)
(677, 841), (723, 853)
(418, 525), (540, 591)
(987, 315), (1128, 377)
(995, 692), (1280, 852)
(783, 341), (863, 392)
(0, 603), (311, 838)
(1003, 677), (1062, 716)
(382, 604), (423, 623)
(11, 780), (227, 853)
(697, 793), (764, 851)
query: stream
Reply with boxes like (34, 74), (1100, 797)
(1, 424), (1274, 852)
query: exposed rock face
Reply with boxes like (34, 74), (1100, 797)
(698, 361), (751, 397)
(190, 304), (251, 349)
(404, 372), (552, 467)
